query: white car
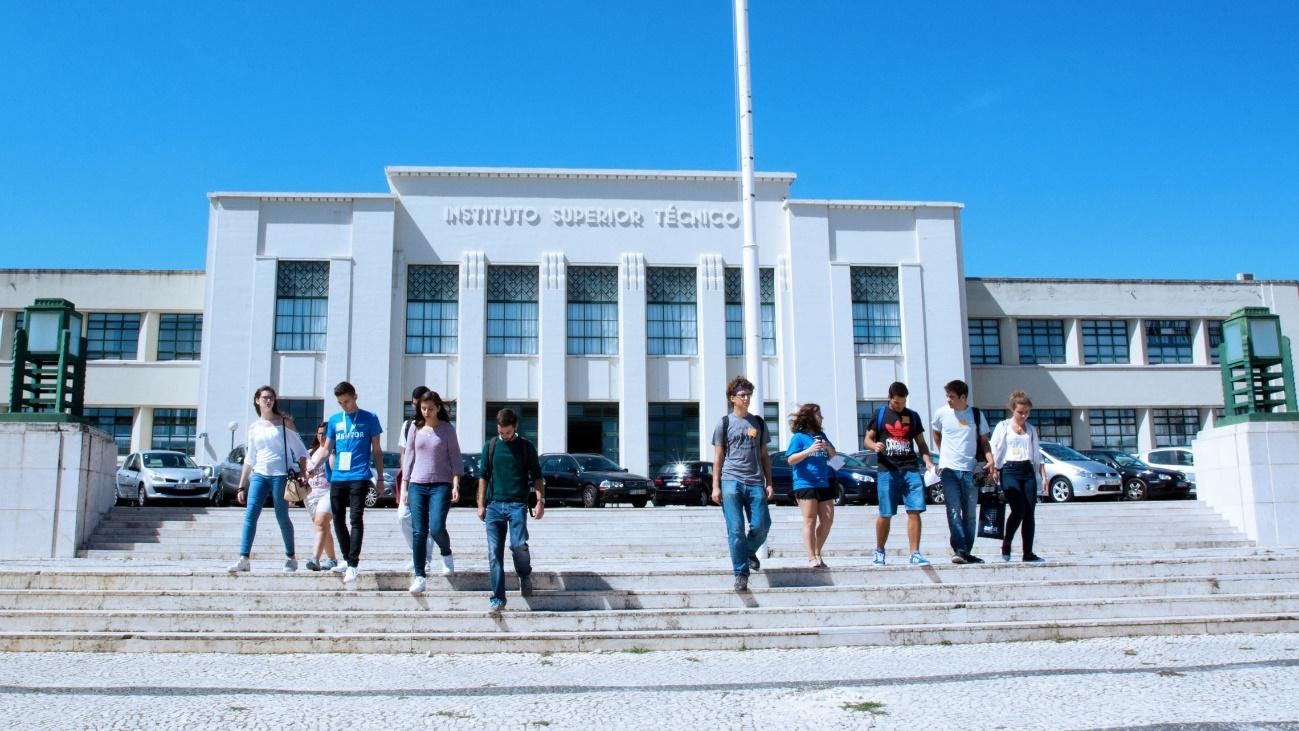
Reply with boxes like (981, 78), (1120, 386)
(1141, 446), (1196, 492)
(1038, 442), (1123, 502)
(115, 450), (210, 506)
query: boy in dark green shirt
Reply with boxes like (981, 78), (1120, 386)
(477, 408), (544, 613)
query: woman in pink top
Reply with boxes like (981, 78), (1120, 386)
(400, 390), (463, 594)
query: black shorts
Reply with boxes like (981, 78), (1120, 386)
(793, 487), (835, 503)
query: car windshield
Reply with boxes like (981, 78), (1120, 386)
(1041, 443), (1090, 462)
(853, 452), (879, 468)
(1111, 453), (1149, 468)
(143, 453), (197, 469)
(839, 455), (869, 470)
(382, 452), (400, 469)
(575, 455), (621, 472)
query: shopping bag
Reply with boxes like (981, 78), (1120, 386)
(977, 500), (1006, 540)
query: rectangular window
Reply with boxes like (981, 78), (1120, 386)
(968, 319), (1001, 365)
(567, 402), (620, 461)
(567, 266), (618, 355)
(1030, 408), (1074, 446)
(1088, 409), (1137, 452)
(1146, 319), (1193, 364)
(1081, 319), (1129, 364)
(647, 268), (697, 356)
(648, 402), (700, 472)
(484, 402), (538, 443)
(279, 399), (324, 449)
(151, 408), (197, 454)
(486, 266), (539, 355)
(851, 267), (901, 355)
(1017, 320), (1066, 365)
(86, 313), (140, 360)
(724, 268), (776, 357)
(1207, 319), (1224, 365)
(84, 407), (133, 456)
(856, 400), (888, 448)
(1153, 408), (1200, 448)
(406, 265), (459, 354)
(156, 313), (202, 361)
(274, 261), (329, 352)
(980, 408), (1008, 433)
(763, 401), (780, 450)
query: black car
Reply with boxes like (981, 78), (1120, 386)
(1079, 449), (1192, 500)
(851, 450), (986, 505)
(833, 452), (878, 506)
(540, 453), (653, 508)
(652, 461), (714, 506)
(455, 453), (482, 506)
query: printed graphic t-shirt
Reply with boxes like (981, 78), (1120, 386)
(931, 405), (990, 472)
(712, 413), (769, 484)
(874, 407), (923, 473)
(328, 409), (383, 482)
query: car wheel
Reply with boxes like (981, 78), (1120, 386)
(1049, 477), (1073, 503)
(1124, 478), (1148, 501)
(136, 484), (149, 508)
(211, 487), (226, 507)
(928, 483), (946, 505)
(581, 484), (601, 509)
(365, 485), (378, 508)
(698, 489), (711, 507)
(631, 497), (648, 509)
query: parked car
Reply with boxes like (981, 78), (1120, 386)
(116, 451), (210, 506)
(368, 451), (400, 508)
(215, 445), (395, 507)
(1039, 442), (1123, 502)
(1079, 449), (1193, 500)
(850, 450), (962, 505)
(455, 453), (482, 507)
(540, 453), (653, 508)
(832, 453), (878, 506)
(767, 451), (797, 505)
(1142, 447), (1197, 494)
(652, 460), (714, 506)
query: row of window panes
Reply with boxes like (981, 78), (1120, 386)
(11, 313), (203, 362)
(81, 407), (198, 456)
(969, 319), (1223, 366)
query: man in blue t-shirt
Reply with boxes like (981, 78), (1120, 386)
(320, 381), (383, 585)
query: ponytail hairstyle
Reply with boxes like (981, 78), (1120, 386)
(414, 391), (452, 428)
(1008, 390), (1033, 411)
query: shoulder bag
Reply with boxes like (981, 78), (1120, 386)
(281, 425), (312, 503)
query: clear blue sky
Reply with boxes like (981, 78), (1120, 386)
(2, 1), (1296, 279)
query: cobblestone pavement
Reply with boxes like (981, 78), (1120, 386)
(2, 633), (1299, 730)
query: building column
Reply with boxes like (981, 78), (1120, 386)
(828, 265), (859, 447)
(537, 253), (567, 455)
(1129, 318), (1148, 365)
(1064, 318), (1083, 365)
(323, 258), (354, 391)
(1191, 318), (1210, 366)
(457, 252), (488, 454)
(248, 258), (278, 394)
(696, 254), (727, 459)
(138, 311), (160, 361)
(137, 408), (153, 453)
(1002, 318), (1020, 366)
(898, 264), (933, 426)
(618, 253), (649, 476)
(1136, 407), (1155, 454)
(1073, 410), (1092, 451)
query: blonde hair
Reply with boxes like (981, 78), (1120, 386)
(1008, 390), (1033, 411)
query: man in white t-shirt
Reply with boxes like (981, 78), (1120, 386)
(931, 379), (993, 564)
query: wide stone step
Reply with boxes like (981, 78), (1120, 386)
(0, 613), (1293, 653)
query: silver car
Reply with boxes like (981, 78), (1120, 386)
(115, 451), (210, 506)
(1039, 442), (1123, 503)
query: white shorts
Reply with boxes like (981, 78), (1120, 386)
(305, 492), (332, 517)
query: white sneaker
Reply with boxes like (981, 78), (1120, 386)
(283, 558), (298, 572)
(342, 566), (358, 585)
(331, 562), (348, 574)
(227, 557), (250, 573)
(408, 576), (426, 594)
(441, 554), (455, 575)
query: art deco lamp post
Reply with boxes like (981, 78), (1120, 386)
(6, 298), (87, 419)
(1217, 307), (1297, 424)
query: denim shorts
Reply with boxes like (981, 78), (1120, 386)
(793, 486), (836, 503)
(878, 469), (926, 517)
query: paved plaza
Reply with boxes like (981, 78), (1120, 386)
(2, 632), (1298, 729)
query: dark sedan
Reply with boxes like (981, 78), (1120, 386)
(652, 461), (714, 506)
(540, 453), (653, 508)
(768, 451), (877, 506)
(1079, 449), (1192, 500)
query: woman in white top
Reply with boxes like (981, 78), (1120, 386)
(227, 385), (308, 573)
(989, 391), (1046, 562)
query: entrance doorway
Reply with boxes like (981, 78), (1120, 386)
(567, 403), (619, 462)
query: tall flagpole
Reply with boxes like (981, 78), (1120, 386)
(734, 0), (762, 410)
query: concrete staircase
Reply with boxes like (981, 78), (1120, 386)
(1, 501), (1296, 652)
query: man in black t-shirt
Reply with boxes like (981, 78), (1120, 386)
(863, 381), (935, 566)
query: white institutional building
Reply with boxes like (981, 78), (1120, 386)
(2, 165), (1296, 475)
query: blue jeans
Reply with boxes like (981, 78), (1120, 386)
(484, 501), (531, 604)
(720, 480), (771, 576)
(408, 482), (452, 577)
(238, 473), (294, 558)
(941, 468), (978, 555)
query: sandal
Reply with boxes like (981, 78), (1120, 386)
(817, 559), (828, 568)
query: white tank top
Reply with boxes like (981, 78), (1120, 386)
(1005, 429), (1033, 462)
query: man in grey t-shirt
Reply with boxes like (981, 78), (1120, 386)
(710, 376), (774, 592)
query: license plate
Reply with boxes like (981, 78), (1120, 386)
(629, 489), (646, 495)
(664, 480), (681, 487)
(1102, 480), (1120, 487)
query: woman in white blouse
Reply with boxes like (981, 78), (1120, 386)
(989, 391), (1046, 562)
(227, 386), (308, 573)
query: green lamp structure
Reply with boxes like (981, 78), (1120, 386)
(5, 298), (87, 420)
(1217, 306), (1297, 426)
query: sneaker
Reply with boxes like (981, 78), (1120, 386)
(1023, 553), (1045, 563)
(733, 574), (749, 591)
(519, 574), (533, 597)
(1001, 552), (1012, 562)
(283, 558), (298, 572)
(909, 552), (930, 566)
(330, 561), (347, 574)
(342, 566), (358, 585)
(951, 553), (968, 565)
(441, 554), (455, 575)
(872, 548), (887, 566)
(747, 553), (761, 572)
(489, 599), (505, 615)
(964, 553), (985, 564)
(305, 558), (320, 572)
(408, 576), (426, 594)
(321, 558), (338, 572)
(227, 557), (250, 573)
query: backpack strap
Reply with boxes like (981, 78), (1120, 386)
(484, 436), (499, 502)
(874, 406), (888, 437)
(721, 414), (730, 460)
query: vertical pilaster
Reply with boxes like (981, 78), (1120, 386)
(619, 253), (649, 475)
(1064, 318), (1083, 365)
(1002, 318), (1020, 365)
(1130, 318), (1148, 365)
(458, 252), (488, 452)
(538, 253), (568, 454)
(1136, 406), (1155, 454)
(139, 311), (160, 361)
(323, 258), (353, 390)
(697, 254), (727, 460)
(1191, 318), (1210, 366)
(898, 264), (932, 427)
